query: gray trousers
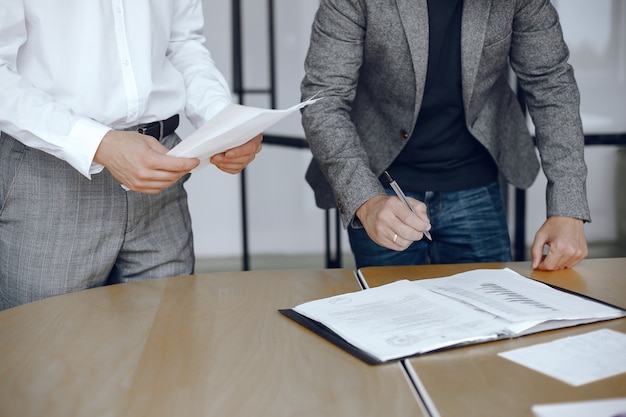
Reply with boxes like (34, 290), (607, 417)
(0, 132), (195, 310)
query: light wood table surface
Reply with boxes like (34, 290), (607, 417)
(358, 258), (626, 417)
(0, 268), (425, 417)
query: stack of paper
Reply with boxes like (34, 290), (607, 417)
(280, 268), (625, 364)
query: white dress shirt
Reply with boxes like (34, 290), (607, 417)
(0, 0), (232, 178)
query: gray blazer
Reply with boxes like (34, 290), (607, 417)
(301, 0), (590, 227)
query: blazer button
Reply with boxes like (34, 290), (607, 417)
(400, 130), (409, 140)
(337, 202), (345, 214)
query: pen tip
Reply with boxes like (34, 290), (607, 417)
(383, 171), (392, 182)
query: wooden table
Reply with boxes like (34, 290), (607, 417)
(0, 269), (424, 417)
(359, 258), (626, 417)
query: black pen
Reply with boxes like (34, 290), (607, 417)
(384, 171), (432, 241)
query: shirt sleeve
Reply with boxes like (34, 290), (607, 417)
(167, 0), (233, 128)
(0, 2), (109, 178)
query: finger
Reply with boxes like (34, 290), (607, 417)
(224, 136), (263, 159)
(392, 198), (431, 236)
(123, 177), (179, 194)
(536, 253), (560, 271)
(407, 199), (430, 222)
(549, 246), (585, 270)
(149, 154), (200, 173)
(213, 161), (251, 174)
(220, 154), (257, 166)
(388, 231), (412, 251)
(225, 144), (262, 159)
(122, 165), (191, 190)
(530, 236), (547, 269)
(392, 213), (430, 242)
(539, 234), (589, 270)
(211, 156), (257, 174)
(537, 244), (573, 271)
(210, 152), (255, 165)
(215, 166), (242, 175)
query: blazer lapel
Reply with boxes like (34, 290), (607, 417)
(461, 0), (493, 114)
(396, 0), (493, 118)
(395, 0), (429, 120)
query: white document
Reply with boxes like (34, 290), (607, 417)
(499, 328), (626, 386)
(167, 97), (319, 171)
(415, 268), (620, 335)
(289, 269), (624, 363)
(532, 397), (626, 417)
(294, 279), (507, 362)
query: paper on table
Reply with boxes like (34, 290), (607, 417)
(292, 279), (510, 362)
(286, 269), (624, 363)
(416, 268), (621, 335)
(532, 397), (626, 417)
(499, 328), (626, 386)
(167, 96), (320, 171)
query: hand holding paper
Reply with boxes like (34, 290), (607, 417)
(168, 96), (320, 172)
(209, 133), (263, 175)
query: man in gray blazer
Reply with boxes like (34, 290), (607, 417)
(301, 0), (590, 270)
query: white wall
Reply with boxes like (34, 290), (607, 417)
(185, 0), (626, 261)
(182, 0), (334, 259)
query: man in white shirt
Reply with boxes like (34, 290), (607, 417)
(0, 0), (262, 309)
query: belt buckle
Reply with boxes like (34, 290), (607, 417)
(137, 122), (163, 139)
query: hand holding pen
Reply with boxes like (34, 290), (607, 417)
(384, 171), (432, 242)
(354, 172), (432, 249)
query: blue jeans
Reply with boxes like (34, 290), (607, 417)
(348, 182), (512, 268)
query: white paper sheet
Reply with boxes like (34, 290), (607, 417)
(416, 268), (622, 335)
(532, 397), (626, 417)
(168, 97), (319, 171)
(499, 329), (626, 386)
(293, 279), (507, 362)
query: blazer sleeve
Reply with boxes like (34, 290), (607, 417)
(509, 0), (591, 222)
(300, 0), (387, 227)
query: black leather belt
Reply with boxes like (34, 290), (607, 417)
(137, 114), (179, 140)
